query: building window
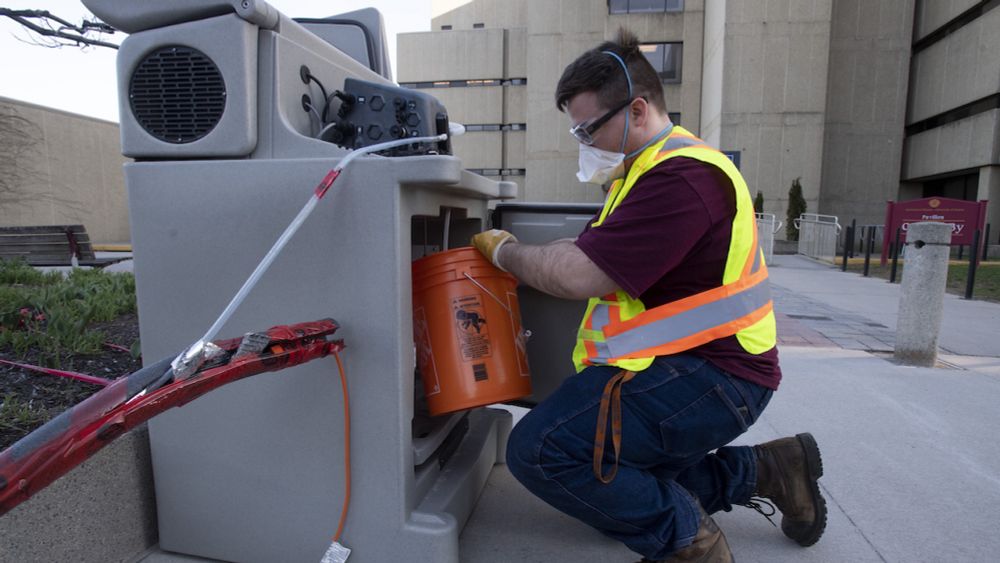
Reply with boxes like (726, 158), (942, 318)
(441, 25), (452, 30)
(640, 42), (682, 83)
(609, 0), (683, 14)
(473, 22), (485, 29)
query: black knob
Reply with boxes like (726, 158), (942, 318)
(406, 113), (421, 127)
(370, 95), (385, 111)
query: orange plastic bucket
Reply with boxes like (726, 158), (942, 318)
(412, 247), (531, 416)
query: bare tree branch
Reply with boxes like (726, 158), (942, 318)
(0, 8), (118, 50)
(0, 104), (43, 209)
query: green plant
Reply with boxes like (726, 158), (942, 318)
(0, 266), (137, 367)
(786, 177), (807, 241)
(0, 259), (63, 286)
(754, 191), (764, 214)
(0, 392), (50, 434)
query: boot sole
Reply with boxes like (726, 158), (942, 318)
(783, 432), (827, 547)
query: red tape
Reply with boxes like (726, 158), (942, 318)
(314, 169), (341, 199)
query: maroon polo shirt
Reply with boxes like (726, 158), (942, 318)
(575, 156), (781, 390)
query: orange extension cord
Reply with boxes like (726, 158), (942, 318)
(332, 351), (351, 543)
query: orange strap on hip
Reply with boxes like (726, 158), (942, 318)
(593, 369), (636, 484)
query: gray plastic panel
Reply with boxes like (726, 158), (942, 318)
(129, 154), (513, 562)
(82, 0), (278, 33)
(116, 14), (258, 158)
(492, 203), (602, 404)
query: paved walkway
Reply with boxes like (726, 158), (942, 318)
(768, 254), (1000, 358)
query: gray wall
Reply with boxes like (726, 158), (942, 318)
(0, 97), (130, 243)
(719, 0), (833, 230)
(431, 0), (528, 30)
(406, 0), (707, 204)
(903, 110), (1000, 180)
(406, 0), (998, 237)
(913, 0), (980, 41)
(907, 6), (1000, 125)
(819, 0), (914, 227)
(398, 17), (527, 177)
(902, 2), (1000, 231)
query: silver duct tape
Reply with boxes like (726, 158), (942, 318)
(170, 340), (225, 380)
(234, 331), (271, 359)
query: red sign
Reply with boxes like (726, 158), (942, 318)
(882, 197), (988, 264)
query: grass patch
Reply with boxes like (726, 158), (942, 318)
(0, 260), (137, 366)
(0, 392), (52, 436)
(842, 258), (1000, 302)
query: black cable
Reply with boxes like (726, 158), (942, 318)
(304, 73), (331, 122)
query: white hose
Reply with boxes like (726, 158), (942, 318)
(172, 133), (449, 378)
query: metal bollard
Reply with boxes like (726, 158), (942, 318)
(894, 222), (952, 367)
(841, 225), (852, 272)
(966, 229), (981, 300)
(862, 226), (874, 277)
(889, 226), (902, 283)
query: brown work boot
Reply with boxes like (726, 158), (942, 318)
(636, 504), (733, 562)
(752, 432), (827, 546)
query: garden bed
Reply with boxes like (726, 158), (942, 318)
(0, 261), (141, 450)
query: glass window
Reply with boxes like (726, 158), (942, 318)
(640, 42), (682, 83)
(608, 0), (683, 14)
(473, 22), (485, 28)
(441, 25), (452, 30)
(628, 0), (666, 13)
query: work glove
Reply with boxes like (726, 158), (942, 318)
(472, 229), (518, 272)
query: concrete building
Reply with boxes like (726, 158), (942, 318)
(398, 0), (1000, 239)
(0, 96), (130, 243)
(901, 0), (1000, 232)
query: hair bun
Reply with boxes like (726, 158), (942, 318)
(616, 28), (641, 58)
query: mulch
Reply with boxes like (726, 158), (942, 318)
(0, 314), (142, 450)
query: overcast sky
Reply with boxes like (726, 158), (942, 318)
(0, 0), (431, 122)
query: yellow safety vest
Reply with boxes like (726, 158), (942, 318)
(572, 125), (776, 373)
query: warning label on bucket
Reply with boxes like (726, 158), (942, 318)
(453, 294), (491, 360)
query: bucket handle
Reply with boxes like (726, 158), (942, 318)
(462, 272), (532, 342)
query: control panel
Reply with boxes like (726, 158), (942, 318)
(322, 78), (452, 157)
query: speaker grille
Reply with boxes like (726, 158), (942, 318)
(129, 45), (226, 144)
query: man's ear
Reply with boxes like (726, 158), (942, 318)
(630, 97), (648, 127)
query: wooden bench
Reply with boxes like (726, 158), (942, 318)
(0, 225), (129, 268)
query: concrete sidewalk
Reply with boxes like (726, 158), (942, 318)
(464, 350), (1000, 563)
(768, 254), (1000, 358)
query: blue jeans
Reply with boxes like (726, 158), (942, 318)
(506, 354), (773, 560)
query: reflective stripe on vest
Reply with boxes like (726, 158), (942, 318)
(573, 125), (775, 372)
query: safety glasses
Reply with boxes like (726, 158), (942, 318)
(569, 97), (634, 145)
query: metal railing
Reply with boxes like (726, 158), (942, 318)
(794, 213), (841, 263)
(755, 212), (782, 265)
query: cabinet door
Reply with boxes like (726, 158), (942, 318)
(492, 203), (601, 404)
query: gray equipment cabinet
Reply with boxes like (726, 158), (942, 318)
(82, 1), (517, 561)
